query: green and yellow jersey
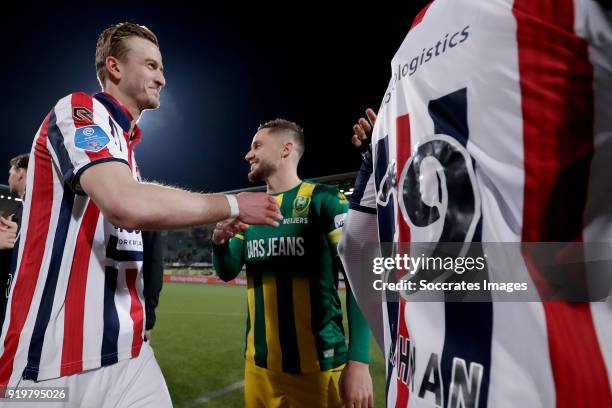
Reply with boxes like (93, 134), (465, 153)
(213, 181), (370, 374)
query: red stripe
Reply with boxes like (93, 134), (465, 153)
(126, 269), (144, 357)
(514, 1), (611, 406)
(0, 115), (54, 389)
(410, 2), (432, 30)
(71, 92), (94, 127)
(395, 113), (411, 406)
(396, 114), (412, 244)
(60, 202), (99, 376)
(85, 146), (114, 162)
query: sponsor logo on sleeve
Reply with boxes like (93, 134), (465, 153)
(75, 125), (111, 152)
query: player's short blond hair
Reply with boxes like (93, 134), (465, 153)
(95, 22), (159, 88)
(258, 119), (305, 158)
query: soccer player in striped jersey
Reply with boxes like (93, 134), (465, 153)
(212, 119), (373, 408)
(0, 22), (281, 406)
(340, 1), (612, 407)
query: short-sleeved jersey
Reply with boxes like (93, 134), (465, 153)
(213, 181), (349, 374)
(0, 92), (146, 389)
(350, 1), (612, 407)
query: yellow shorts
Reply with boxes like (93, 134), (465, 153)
(244, 360), (344, 408)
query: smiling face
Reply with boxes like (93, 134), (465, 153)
(116, 36), (166, 112)
(244, 129), (282, 182)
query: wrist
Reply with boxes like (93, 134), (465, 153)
(225, 194), (239, 218)
(346, 360), (370, 370)
(348, 346), (371, 364)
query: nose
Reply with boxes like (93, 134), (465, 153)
(156, 70), (166, 88)
(245, 149), (254, 161)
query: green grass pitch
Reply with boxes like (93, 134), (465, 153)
(150, 283), (387, 407)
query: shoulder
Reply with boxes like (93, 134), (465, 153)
(53, 92), (92, 110)
(310, 182), (349, 206)
(310, 182), (340, 198)
(52, 92), (108, 121)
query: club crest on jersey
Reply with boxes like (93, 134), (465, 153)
(72, 106), (93, 122)
(292, 195), (311, 217)
(75, 125), (110, 152)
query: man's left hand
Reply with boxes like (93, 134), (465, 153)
(339, 360), (373, 408)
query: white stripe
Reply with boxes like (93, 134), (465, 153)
(82, 215), (105, 371)
(53, 94), (91, 175)
(180, 380), (244, 408)
(115, 268), (136, 359)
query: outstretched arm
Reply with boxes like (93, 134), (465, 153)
(80, 162), (282, 230)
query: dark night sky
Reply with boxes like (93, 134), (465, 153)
(0, 2), (426, 192)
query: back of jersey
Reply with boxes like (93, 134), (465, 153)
(355, 0), (612, 406)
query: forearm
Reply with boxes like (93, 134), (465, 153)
(338, 209), (385, 348)
(114, 182), (232, 230)
(346, 283), (372, 363)
(212, 240), (244, 281)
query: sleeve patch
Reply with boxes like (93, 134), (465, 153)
(334, 213), (346, 229)
(75, 125), (110, 152)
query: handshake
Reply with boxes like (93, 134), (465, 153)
(0, 216), (18, 250)
(217, 192), (282, 244)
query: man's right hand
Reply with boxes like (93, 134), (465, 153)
(212, 218), (249, 245)
(0, 216), (17, 250)
(236, 192), (282, 227)
(352, 108), (377, 152)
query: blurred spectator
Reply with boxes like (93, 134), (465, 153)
(1, 153), (28, 325)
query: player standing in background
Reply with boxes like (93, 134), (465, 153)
(212, 119), (373, 408)
(0, 22), (281, 406)
(0, 153), (28, 327)
(340, 0), (612, 407)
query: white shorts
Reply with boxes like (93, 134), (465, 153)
(1, 341), (172, 408)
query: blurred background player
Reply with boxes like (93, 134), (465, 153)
(0, 153), (28, 326)
(0, 22), (281, 406)
(340, 0), (612, 407)
(212, 119), (373, 408)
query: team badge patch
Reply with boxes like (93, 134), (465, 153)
(72, 107), (93, 122)
(293, 195), (311, 217)
(75, 125), (110, 152)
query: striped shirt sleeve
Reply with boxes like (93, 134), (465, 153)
(47, 92), (130, 194)
(349, 147), (377, 214)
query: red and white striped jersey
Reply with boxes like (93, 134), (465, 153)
(0, 92), (146, 388)
(348, 0), (612, 407)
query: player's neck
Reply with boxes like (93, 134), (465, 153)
(266, 171), (301, 195)
(102, 87), (142, 124)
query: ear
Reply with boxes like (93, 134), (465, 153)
(282, 141), (294, 158)
(17, 168), (27, 181)
(106, 56), (122, 82)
